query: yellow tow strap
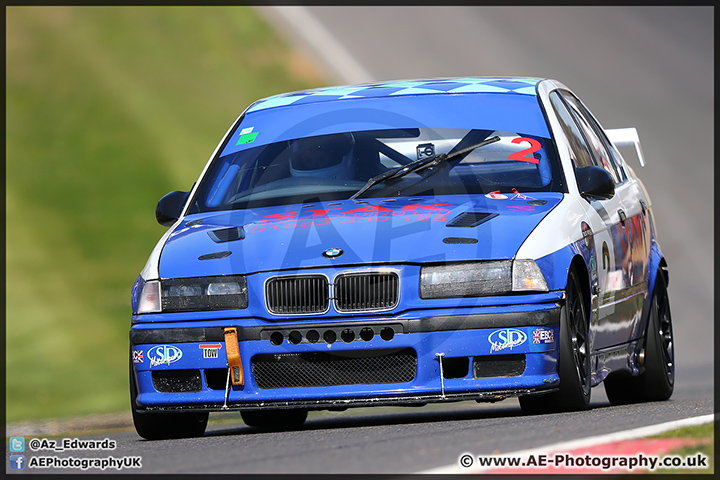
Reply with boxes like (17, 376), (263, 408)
(223, 327), (244, 386)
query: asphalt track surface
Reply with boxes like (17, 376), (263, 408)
(13, 7), (713, 475)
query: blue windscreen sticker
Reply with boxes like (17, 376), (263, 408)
(221, 90), (548, 158)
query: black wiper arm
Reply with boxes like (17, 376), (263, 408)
(351, 135), (500, 199)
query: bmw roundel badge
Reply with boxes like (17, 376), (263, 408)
(323, 248), (343, 258)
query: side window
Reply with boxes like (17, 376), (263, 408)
(560, 91), (627, 184)
(603, 141), (629, 183)
(549, 91), (594, 169)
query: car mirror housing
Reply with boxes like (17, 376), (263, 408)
(576, 165), (615, 200)
(155, 190), (190, 227)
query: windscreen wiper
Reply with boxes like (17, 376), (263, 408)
(350, 135), (500, 199)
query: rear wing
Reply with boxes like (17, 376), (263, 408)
(606, 127), (646, 167)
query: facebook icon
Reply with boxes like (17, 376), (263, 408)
(9, 455), (25, 470)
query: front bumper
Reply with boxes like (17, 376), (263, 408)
(130, 304), (561, 412)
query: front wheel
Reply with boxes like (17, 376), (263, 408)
(520, 268), (591, 414)
(130, 361), (208, 440)
(604, 272), (674, 404)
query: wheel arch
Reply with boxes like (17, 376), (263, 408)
(534, 243), (591, 317)
(639, 240), (669, 342)
(569, 254), (592, 322)
(535, 245), (592, 361)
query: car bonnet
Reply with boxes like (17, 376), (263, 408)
(157, 193), (563, 279)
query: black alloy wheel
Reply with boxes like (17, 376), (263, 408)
(604, 271), (674, 404)
(519, 267), (591, 414)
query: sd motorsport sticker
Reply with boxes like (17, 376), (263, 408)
(489, 328), (527, 352)
(148, 345), (183, 367)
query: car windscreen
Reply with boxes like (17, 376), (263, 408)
(188, 94), (566, 213)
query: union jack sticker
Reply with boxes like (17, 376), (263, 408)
(532, 328), (554, 345)
(132, 349), (144, 364)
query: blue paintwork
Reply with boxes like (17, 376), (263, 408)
(158, 194), (563, 279)
(246, 77), (541, 113)
(640, 222), (669, 338)
(133, 323), (559, 408)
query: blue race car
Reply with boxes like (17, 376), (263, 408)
(130, 77), (674, 439)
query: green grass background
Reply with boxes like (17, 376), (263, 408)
(6, 6), (327, 422)
(651, 422), (714, 474)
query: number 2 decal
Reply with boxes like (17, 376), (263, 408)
(508, 137), (541, 164)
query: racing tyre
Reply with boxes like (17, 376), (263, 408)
(130, 361), (209, 440)
(241, 409), (308, 429)
(604, 272), (674, 405)
(519, 268), (591, 414)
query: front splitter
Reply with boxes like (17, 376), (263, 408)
(137, 387), (559, 413)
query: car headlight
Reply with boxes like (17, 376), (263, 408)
(420, 260), (547, 299)
(136, 276), (248, 313)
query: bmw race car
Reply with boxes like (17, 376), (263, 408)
(130, 77), (674, 439)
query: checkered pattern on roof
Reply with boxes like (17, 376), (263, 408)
(246, 77), (541, 113)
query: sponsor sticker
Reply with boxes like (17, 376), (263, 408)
(147, 345), (183, 367)
(236, 127), (259, 145)
(200, 343), (222, 359)
(532, 327), (554, 344)
(246, 203), (453, 233)
(489, 328), (527, 352)
(132, 350), (144, 364)
(581, 221), (594, 250)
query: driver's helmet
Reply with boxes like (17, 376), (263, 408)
(289, 133), (355, 180)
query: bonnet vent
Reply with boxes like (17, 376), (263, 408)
(207, 226), (245, 243)
(446, 212), (498, 228)
(443, 237), (478, 244)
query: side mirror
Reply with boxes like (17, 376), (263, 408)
(155, 190), (190, 227)
(576, 166), (615, 200)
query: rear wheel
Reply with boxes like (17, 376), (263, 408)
(604, 272), (674, 404)
(130, 361), (208, 440)
(241, 409), (308, 429)
(520, 268), (591, 414)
